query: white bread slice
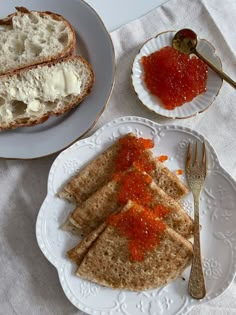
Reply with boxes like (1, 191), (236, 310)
(0, 56), (94, 130)
(0, 7), (76, 75)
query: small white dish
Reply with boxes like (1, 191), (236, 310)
(131, 31), (223, 119)
(36, 116), (236, 315)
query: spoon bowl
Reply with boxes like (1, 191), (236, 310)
(172, 29), (198, 54)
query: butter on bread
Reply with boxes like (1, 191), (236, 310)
(0, 7), (75, 75)
(59, 133), (188, 204)
(0, 56), (94, 130)
(75, 201), (193, 291)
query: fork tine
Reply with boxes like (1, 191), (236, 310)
(186, 143), (191, 166)
(202, 141), (207, 176)
(194, 142), (198, 165)
(202, 142), (206, 164)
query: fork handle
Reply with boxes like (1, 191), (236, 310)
(188, 194), (206, 299)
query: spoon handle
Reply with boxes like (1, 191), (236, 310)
(194, 50), (236, 89)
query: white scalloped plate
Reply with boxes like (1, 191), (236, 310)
(132, 31), (223, 119)
(36, 116), (236, 315)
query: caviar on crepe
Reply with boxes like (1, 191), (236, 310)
(111, 134), (171, 262)
(107, 204), (166, 261)
(115, 136), (154, 174)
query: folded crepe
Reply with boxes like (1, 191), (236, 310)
(66, 167), (193, 238)
(67, 222), (107, 265)
(72, 201), (193, 291)
(58, 133), (188, 204)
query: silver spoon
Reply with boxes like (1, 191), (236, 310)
(172, 28), (236, 89)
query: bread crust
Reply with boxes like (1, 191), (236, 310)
(0, 56), (94, 131)
(0, 7), (76, 76)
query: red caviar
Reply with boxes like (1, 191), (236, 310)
(117, 169), (153, 206)
(115, 136), (155, 174)
(110, 135), (171, 261)
(157, 155), (168, 162)
(107, 204), (166, 261)
(175, 169), (183, 175)
(116, 169), (170, 217)
(153, 204), (170, 219)
(141, 46), (208, 109)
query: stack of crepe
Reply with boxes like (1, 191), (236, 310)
(58, 133), (193, 291)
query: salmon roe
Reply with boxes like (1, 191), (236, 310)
(153, 204), (170, 219)
(117, 169), (153, 206)
(141, 46), (208, 109)
(115, 136), (155, 174)
(107, 204), (166, 261)
(175, 169), (183, 175)
(157, 155), (168, 162)
(116, 169), (170, 219)
(110, 135), (171, 261)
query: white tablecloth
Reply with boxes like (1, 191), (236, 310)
(1, 0), (236, 314)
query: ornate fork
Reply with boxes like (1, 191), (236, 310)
(186, 142), (206, 299)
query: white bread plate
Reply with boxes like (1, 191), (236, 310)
(131, 31), (223, 119)
(0, 0), (115, 159)
(36, 116), (236, 315)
